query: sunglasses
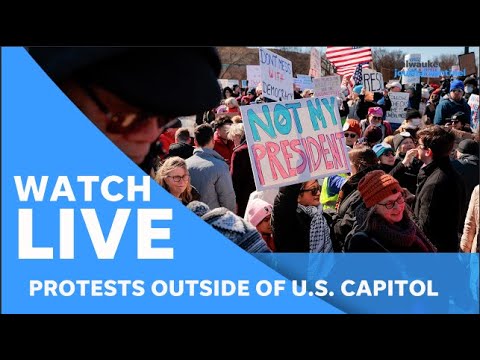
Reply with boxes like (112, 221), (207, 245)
(300, 186), (321, 195)
(344, 133), (358, 138)
(82, 84), (168, 134)
(370, 116), (383, 120)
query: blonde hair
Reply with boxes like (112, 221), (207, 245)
(225, 97), (239, 108)
(155, 156), (193, 204)
(383, 135), (395, 149)
(227, 123), (245, 141)
(231, 115), (243, 124)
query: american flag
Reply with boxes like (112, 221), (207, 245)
(352, 63), (364, 85)
(325, 46), (372, 77)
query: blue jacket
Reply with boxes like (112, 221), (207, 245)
(433, 97), (471, 126)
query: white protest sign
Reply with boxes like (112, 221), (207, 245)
(246, 65), (262, 89)
(313, 75), (341, 98)
(309, 48), (321, 78)
(294, 75), (314, 91)
(362, 70), (384, 92)
(402, 54), (421, 85)
(386, 92), (410, 124)
(259, 48), (294, 101)
(218, 79), (239, 90)
(178, 115), (197, 137)
(240, 96), (350, 190)
(468, 94), (479, 131)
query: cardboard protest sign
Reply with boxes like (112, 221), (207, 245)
(386, 92), (409, 124)
(458, 52), (477, 76)
(309, 48), (321, 78)
(313, 75), (341, 97)
(246, 65), (262, 89)
(468, 94), (479, 131)
(240, 97), (350, 190)
(259, 48), (294, 101)
(362, 70), (384, 92)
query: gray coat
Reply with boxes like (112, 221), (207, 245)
(186, 148), (236, 211)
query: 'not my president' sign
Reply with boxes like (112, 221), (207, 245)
(240, 97), (350, 190)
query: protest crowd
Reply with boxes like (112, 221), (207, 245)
(29, 47), (479, 256)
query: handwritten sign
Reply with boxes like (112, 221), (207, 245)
(294, 74), (314, 91)
(313, 75), (341, 98)
(386, 92), (409, 124)
(362, 70), (384, 92)
(309, 48), (321, 78)
(402, 54), (421, 85)
(240, 97), (350, 190)
(246, 65), (262, 89)
(468, 94), (479, 131)
(259, 48), (294, 101)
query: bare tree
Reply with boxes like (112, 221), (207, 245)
(432, 54), (458, 70)
(372, 47), (406, 72)
(216, 47), (258, 79)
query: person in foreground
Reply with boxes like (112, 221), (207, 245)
(345, 170), (436, 252)
(27, 47), (222, 166)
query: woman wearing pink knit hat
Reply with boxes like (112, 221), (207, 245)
(359, 106), (393, 141)
(246, 198), (275, 251)
(344, 170), (436, 253)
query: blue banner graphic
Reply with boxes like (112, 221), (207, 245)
(2, 47), (478, 314)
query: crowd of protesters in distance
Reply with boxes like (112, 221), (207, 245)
(148, 73), (479, 255)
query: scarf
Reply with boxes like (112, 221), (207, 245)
(356, 208), (436, 252)
(297, 204), (333, 253)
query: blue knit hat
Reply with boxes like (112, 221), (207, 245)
(372, 143), (393, 157)
(201, 207), (271, 253)
(353, 85), (364, 94)
(450, 79), (464, 92)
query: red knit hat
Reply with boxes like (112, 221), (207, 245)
(358, 170), (403, 208)
(343, 119), (361, 137)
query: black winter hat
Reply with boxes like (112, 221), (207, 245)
(28, 47), (222, 117)
(457, 139), (479, 156)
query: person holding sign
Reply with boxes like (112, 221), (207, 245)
(356, 87), (392, 121)
(272, 180), (333, 253)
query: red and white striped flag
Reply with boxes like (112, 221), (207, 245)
(325, 47), (372, 77)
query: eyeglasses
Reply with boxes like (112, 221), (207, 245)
(344, 133), (358, 138)
(300, 186), (321, 195)
(166, 174), (190, 182)
(81, 84), (166, 134)
(378, 195), (405, 209)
